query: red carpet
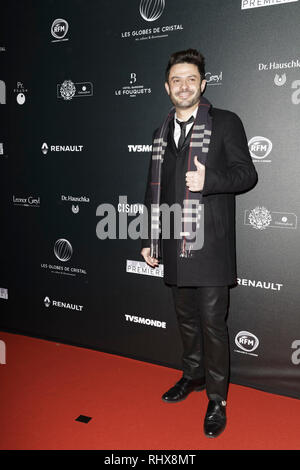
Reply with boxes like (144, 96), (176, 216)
(0, 331), (299, 450)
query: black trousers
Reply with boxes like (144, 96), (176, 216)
(171, 285), (230, 402)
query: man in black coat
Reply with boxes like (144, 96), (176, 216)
(141, 49), (258, 438)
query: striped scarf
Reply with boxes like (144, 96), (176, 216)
(150, 96), (212, 258)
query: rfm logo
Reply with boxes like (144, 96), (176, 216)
(291, 340), (300, 365)
(0, 340), (6, 364)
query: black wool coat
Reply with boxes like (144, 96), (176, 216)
(142, 107), (258, 287)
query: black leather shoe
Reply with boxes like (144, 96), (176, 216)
(162, 376), (205, 403)
(204, 400), (227, 438)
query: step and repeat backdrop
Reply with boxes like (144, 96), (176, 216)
(1, 0), (300, 399)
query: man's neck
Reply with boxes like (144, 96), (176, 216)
(175, 102), (199, 121)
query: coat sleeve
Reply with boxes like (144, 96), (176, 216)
(202, 112), (258, 195)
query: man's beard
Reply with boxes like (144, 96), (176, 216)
(170, 87), (201, 109)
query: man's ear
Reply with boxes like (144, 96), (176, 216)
(165, 81), (170, 95)
(200, 79), (207, 94)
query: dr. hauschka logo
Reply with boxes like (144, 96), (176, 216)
(291, 340), (300, 365)
(234, 331), (259, 357)
(274, 74), (287, 86)
(245, 207), (297, 230)
(115, 73), (151, 98)
(205, 71), (223, 86)
(54, 238), (73, 262)
(248, 136), (273, 162)
(51, 18), (69, 42)
(0, 80), (6, 104)
(139, 0), (165, 21)
(44, 296), (83, 311)
(61, 195), (90, 214)
(13, 82), (28, 105)
(0, 340), (6, 364)
(57, 80), (93, 100)
(257, 59), (300, 104)
(41, 142), (84, 155)
(242, 0), (298, 9)
(121, 0), (183, 41)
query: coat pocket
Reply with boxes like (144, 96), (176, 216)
(206, 196), (226, 238)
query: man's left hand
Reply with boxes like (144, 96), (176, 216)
(185, 156), (206, 192)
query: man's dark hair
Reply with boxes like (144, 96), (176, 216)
(165, 48), (206, 82)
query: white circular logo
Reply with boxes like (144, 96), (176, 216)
(249, 206), (272, 230)
(248, 136), (272, 159)
(235, 331), (259, 353)
(139, 0), (165, 22)
(51, 19), (69, 39)
(54, 239), (73, 262)
(60, 80), (76, 100)
(17, 93), (26, 105)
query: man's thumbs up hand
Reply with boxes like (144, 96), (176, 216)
(185, 156), (206, 192)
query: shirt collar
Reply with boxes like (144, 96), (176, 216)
(174, 106), (198, 124)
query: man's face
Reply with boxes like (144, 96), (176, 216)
(165, 62), (206, 110)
